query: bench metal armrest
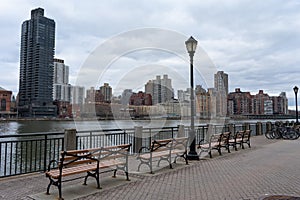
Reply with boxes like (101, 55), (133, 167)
(138, 146), (151, 154)
(198, 139), (208, 146)
(47, 159), (60, 172)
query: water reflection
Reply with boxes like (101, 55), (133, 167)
(0, 120), (193, 135)
(0, 118), (278, 135)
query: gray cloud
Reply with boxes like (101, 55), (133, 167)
(0, 0), (299, 107)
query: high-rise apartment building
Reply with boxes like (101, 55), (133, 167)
(252, 90), (270, 115)
(227, 88), (252, 115)
(145, 75), (173, 105)
(53, 58), (71, 102)
(121, 89), (133, 105)
(71, 86), (85, 105)
(100, 83), (112, 103)
(272, 92), (288, 115)
(85, 87), (96, 104)
(177, 89), (190, 102)
(227, 88), (288, 116)
(214, 71), (228, 94)
(53, 58), (68, 84)
(18, 8), (56, 117)
(214, 71), (228, 117)
(195, 85), (211, 118)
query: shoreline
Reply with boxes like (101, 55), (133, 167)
(0, 115), (294, 122)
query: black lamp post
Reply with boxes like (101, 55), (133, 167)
(293, 86), (299, 124)
(185, 36), (199, 160)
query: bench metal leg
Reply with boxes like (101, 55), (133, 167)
(84, 171), (101, 189)
(227, 145), (231, 153)
(58, 179), (63, 200)
(234, 143), (238, 151)
(46, 176), (63, 200)
(173, 152), (188, 165)
(125, 172), (130, 181)
(113, 169), (117, 178)
(137, 159), (151, 173)
(46, 178), (53, 195)
(150, 160), (153, 174)
(96, 170), (100, 189)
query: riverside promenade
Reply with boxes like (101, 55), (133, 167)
(1, 135), (300, 200)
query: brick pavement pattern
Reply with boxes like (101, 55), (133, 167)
(77, 136), (300, 200)
(1, 135), (300, 200)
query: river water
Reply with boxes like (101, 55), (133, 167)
(0, 118), (284, 135)
(0, 119), (198, 135)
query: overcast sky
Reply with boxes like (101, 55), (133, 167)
(1, 0), (300, 107)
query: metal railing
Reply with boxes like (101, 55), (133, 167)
(0, 122), (265, 177)
(0, 132), (63, 177)
(0, 126), (179, 177)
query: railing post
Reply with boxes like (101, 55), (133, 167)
(171, 127), (174, 138)
(89, 131), (93, 149)
(134, 126), (143, 153)
(266, 121), (272, 133)
(243, 122), (250, 130)
(256, 122), (262, 135)
(178, 125), (185, 137)
(64, 129), (77, 151)
(44, 134), (48, 172)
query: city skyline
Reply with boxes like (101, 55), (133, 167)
(0, 1), (300, 108)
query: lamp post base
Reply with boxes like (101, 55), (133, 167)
(187, 151), (199, 160)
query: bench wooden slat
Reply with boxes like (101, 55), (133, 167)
(46, 163), (98, 179)
(139, 150), (171, 159)
(99, 160), (125, 168)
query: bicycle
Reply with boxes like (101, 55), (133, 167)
(281, 125), (300, 140)
(265, 122), (300, 140)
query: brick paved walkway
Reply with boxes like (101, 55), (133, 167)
(1, 135), (300, 200)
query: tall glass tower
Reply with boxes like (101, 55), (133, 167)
(18, 8), (56, 117)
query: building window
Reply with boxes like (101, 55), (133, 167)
(1, 99), (6, 111)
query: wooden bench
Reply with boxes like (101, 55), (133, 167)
(228, 130), (244, 151)
(197, 133), (222, 158)
(219, 132), (231, 153)
(137, 137), (188, 174)
(228, 130), (252, 150)
(45, 143), (131, 200)
(197, 132), (232, 158)
(241, 130), (252, 149)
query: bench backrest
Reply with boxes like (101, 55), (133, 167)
(221, 132), (231, 144)
(150, 138), (173, 153)
(172, 137), (188, 151)
(60, 149), (99, 168)
(97, 144), (131, 161)
(235, 130), (244, 139)
(209, 133), (222, 147)
(60, 144), (131, 168)
(243, 130), (251, 141)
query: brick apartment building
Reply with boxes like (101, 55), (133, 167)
(227, 88), (288, 116)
